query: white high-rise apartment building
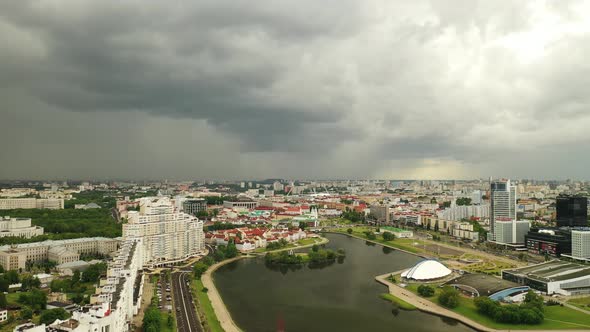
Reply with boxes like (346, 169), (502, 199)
(489, 179), (517, 241)
(47, 239), (145, 332)
(571, 229), (590, 260)
(123, 197), (204, 268)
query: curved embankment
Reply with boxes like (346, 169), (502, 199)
(201, 256), (249, 332)
(375, 274), (590, 332)
(202, 236), (330, 332)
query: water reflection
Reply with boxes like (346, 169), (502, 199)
(382, 246), (393, 254)
(263, 257), (346, 274)
(215, 234), (476, 332)
(264, 262), (304, 275)
(441, 317), (460, 326)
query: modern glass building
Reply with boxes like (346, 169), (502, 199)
(556, 195), (588, 227)
(489, 179), (517, 241)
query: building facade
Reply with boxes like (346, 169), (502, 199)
(571, 229), (590, 260)
(556, 195), (588, 227)
(0, 198), (64, 210)
(0, 237), (120, 271)
(494, 219), (530, 245)
(489, 179), (517, 241)
(223, 200), (259, 210)
(0, 217), (43, 238)
(182, 198), (207, 216)
(123, 197), (205, 268)
(370, 205), (390, 223)
(525, 228), (572, 257)
(47, 239), (145, 332)
(437, 204), (490, 221)
(503, 260), (590, 295)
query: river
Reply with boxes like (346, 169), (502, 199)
(213, 233), (476, 332)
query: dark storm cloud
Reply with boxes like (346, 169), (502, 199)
(2, 0), (590, 180)
(0, 1), (361, 152)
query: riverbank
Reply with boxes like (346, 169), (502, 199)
(254, 236), (329, 255)
(325, 230), (429, 259)
(201, 256), (250, 332)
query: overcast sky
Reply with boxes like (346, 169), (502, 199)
(1, 1), (590, 181)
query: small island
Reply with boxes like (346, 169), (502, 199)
(265, 244), (346, 265)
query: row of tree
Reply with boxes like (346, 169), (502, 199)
(266, 238), (289, 250)
(341, 208), (365, 223)
(474, 291), (544, 325)
(193, 256), (215, 279)
(0, 209), (122, 244)
(213, 242), (239, 262)
(265, 245), (346, 265)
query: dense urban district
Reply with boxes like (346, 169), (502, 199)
(0, 179), (589, 332)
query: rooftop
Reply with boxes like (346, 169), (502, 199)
(382, 226), (411, 233)
(445, 273), (520, 296)
(504, 260), (590, 282)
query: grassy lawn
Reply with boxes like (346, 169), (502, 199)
(192, 279), (223, 332)
(333, 227), (424, 254)
(160, 311), (177, 332)
(568, 296), (590, 311)
(401, 283), (590, 330)
(296, 238), (318, 246)
(462, 260), (515, 275)
(254, 237), (322, 253)
(0, 293), (41, 332)
(450, 297), (590, 330)
(6, 292), (22, 306)
(403, 283), (443, 297)
(379, 293), (417, 310)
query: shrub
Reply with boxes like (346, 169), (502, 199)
(438, 287), (459, 308)
(417, 285), (435, 297)
(382, 232), (395, 241)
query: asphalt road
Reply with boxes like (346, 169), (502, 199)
(172, 271), (202, 332)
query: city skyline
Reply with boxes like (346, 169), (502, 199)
(2, 1), (590, 180)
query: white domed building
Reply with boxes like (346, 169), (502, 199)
(401, 260), (452, 281)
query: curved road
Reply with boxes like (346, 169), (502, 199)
(172, 271), (202, 332)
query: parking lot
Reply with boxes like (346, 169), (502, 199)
(155, 271), (173, 313)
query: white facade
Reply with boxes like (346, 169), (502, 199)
(401, 260), (452, 280)
(0, 217), (43, 238)
(490, 179), (517, 241)
(494, 219), (530, 244)
(124, 197), (204, 268)
(13, 323), (46, 332)
(223, 200), (259, 209)
(49, 239), (145, 332)
(452, 223), (480, 242)
(0, 237), (119, 271)
(572, 229), (590, 260)
(0, 198), (64, 210)
(273, 181), (284, 191)
(437, 204), (490, 221)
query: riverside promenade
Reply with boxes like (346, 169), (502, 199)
(201, 256), (247, 332)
